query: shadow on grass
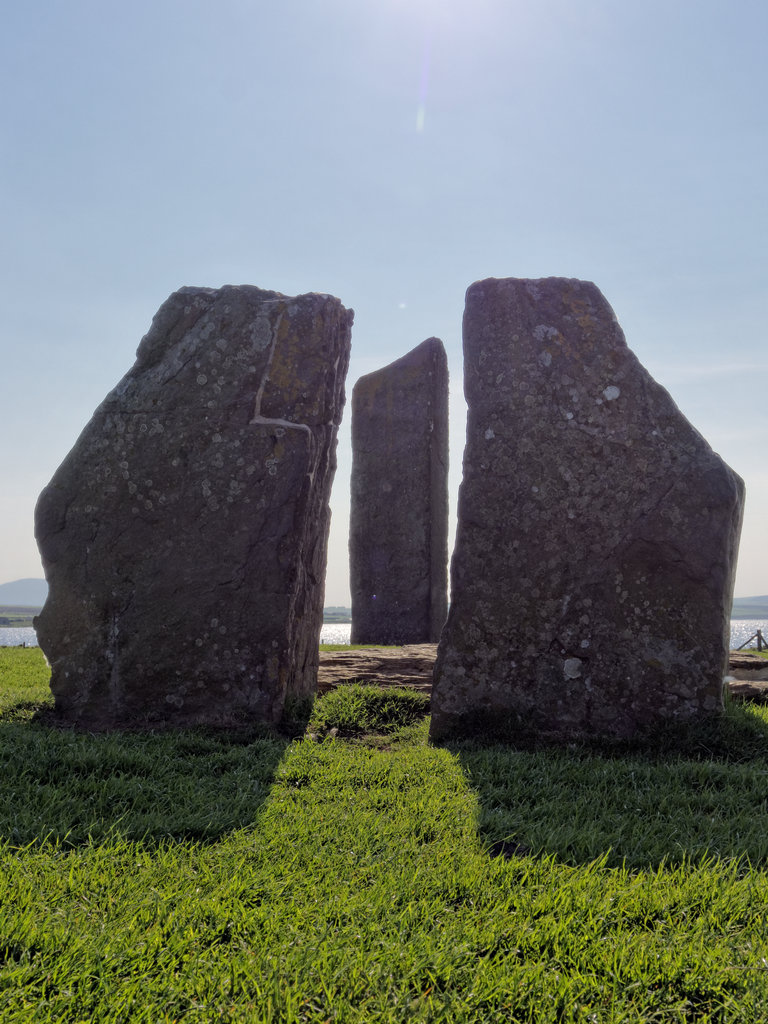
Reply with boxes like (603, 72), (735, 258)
(0, 698), (302, 849)
(446, 702), (768, 870)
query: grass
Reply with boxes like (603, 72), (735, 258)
(3, 650), (768, 1020)
(0, 646), (55, 718)
(309, 683), (429, 737)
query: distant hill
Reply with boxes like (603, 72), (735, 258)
(732, 595), (768, 619)
(0, 578), (47, 607)
(0, 580), (351, 621)
(323, 606), (351, 623)
(0, 581), (761, 622)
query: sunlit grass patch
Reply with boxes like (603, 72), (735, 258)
(2, 648), (768, 1019)
(310, 683), (429, 736)
(0, 646), (51, 718)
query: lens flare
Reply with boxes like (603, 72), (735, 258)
(416, 31), (432, 132)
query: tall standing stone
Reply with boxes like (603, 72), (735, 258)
(35, 285), (353, 729)
(350, 338), (449, 644)
(430, 277), (744, 741)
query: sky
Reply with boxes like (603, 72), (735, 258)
(1, 0), (766, 606)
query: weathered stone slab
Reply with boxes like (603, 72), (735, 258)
(350, 338), (448, 644)
(318, 646), (760, 704)
(430, 277), (744, 742)
(728, 680), (768, 702)
(728, 652), (768, 676)
(317, 644), (438, 694)
(35, 285), (352, 729)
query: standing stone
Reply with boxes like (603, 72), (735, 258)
(35, 285), (352, 730)
(430, 277), (744, 742)
(350, 338), (449, 644)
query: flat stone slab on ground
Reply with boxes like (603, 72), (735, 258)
(318, 645), (438, 694)
(727, 652), (768, 684)
(728, 679), (768, 703)
(318, 646), (756, 704)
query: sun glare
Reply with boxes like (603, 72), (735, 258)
(363, 0), (539, 134)
(381, 0), (509, 31)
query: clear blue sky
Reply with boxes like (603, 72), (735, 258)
(2, 0), (766, 605)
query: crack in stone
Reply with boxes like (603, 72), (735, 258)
(251, 306), (285, 420)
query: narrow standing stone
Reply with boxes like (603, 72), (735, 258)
(350, 338), (449, 644)
(35, 285), (353, 729)
(430, 277), (744, 742)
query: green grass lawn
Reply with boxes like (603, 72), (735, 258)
(2, 648), (768, 1021)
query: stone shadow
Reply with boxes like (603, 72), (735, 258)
(0, 702), (307, 847)
(448, 703), (768, 870)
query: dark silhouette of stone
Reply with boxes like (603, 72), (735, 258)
(350, 338), (448, 644)
(35, 285), (352, 730)
(430, 277), (744, 742)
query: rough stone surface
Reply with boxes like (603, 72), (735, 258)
(727, 653), (768, 682)
(35, 285), (352, 729)
(728, 680), (768, 702)
(430, 277), (745, 742)
(350, 338), (449, 644)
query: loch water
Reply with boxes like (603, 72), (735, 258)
(3, 621), (767, 650)
(0, 625), (355, 647)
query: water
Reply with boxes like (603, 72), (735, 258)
(2, 621), (764, 650)
(320, 622), (768, 651)
(320, 623), (353, 645)
(0, 623), (354, 648)
(729, 620), (768, 651)
(0, 627), (38, 647)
